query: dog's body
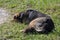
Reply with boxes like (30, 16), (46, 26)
(14, 10), (49, 24)
(14, 9), (54, 34)
(20, 17), (54, 34)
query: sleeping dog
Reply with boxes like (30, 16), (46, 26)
(20, 17), (54, 34)
(14, 10), (49, 24)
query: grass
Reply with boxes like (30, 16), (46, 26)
(0, 0), (60, 40)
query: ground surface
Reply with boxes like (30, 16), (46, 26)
(0, 0), (60, 40)
(0, 8), (11, 24)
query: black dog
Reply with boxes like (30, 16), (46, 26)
(14, 9), (54, 34)
(14, 9), (49, 24)
(20, 17), (54, 34)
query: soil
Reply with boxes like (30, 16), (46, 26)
(0, 8), (11, 24)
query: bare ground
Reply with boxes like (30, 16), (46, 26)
(0, 8), (12, 24)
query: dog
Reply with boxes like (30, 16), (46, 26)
(20, 17), (54, 34)
(14, 9), (49, 24)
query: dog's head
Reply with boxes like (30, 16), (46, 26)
(14, 12), (25, 23)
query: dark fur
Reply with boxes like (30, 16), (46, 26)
(21, 17), (54, 34)
(14, 10), (49, 24)
(14, 9), (54, 34)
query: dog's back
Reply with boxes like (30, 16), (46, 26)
(25, 10), (49, 24)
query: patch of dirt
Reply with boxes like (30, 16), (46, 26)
(0, 8), (12, 24)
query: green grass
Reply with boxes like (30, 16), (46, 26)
(0, 0), (60, 40)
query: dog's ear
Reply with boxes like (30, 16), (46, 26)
(18, 12), (24, 19)
(19, 13), (24, 18)
(14, 13), (19, 16)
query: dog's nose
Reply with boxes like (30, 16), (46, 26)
(14, 16), (17, 19)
